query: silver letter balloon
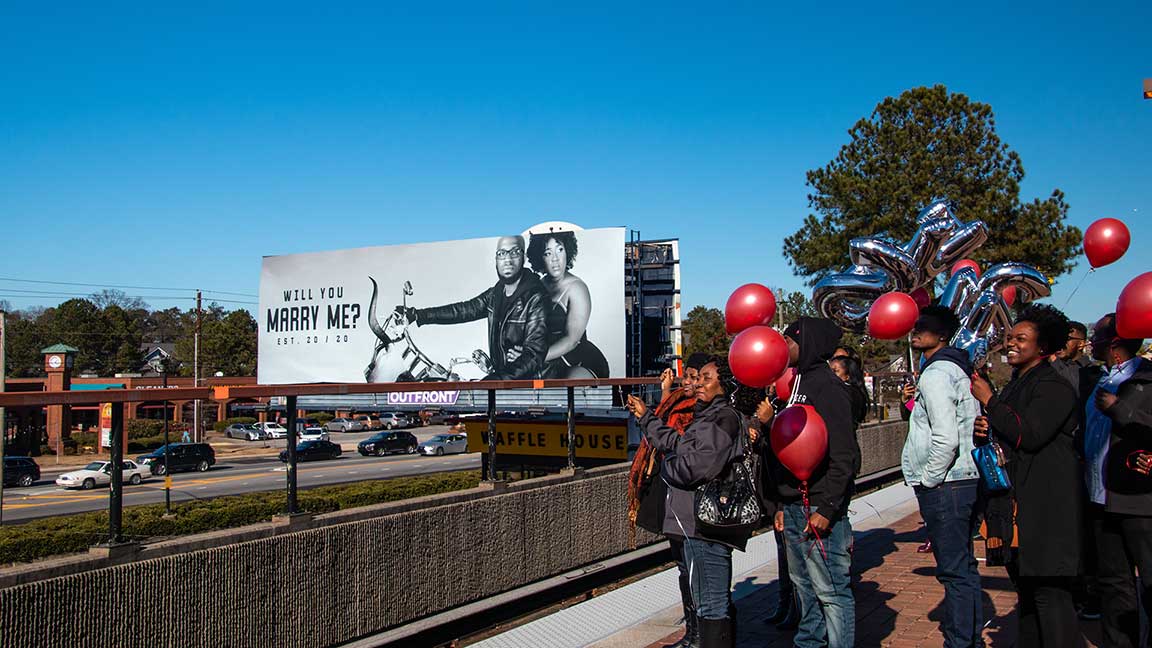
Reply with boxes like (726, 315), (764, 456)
(812, 200), (1051, 367)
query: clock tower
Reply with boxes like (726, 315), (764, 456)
(41, 344), (78, 454)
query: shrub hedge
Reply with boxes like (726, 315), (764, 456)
(127, 419), (189, 439)
(0, 470), (481, 564)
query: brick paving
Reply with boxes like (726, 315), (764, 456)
(644, 511), (1102, 647)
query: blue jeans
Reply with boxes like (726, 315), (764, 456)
(915, 479), (983, 648)
(683, 537), (733, 620)
(783, 502), (855, 648)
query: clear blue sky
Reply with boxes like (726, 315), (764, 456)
(1, 1), (1149, 325)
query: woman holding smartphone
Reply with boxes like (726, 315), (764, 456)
(970, 304), (1082, 648)
(626, 356), (743, 648)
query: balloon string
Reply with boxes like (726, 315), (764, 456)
(801, 482), (828, 561)
(1063, 267), (1093, 307)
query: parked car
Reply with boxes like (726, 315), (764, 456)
(293, 418), (321, 432)
(136, 443), (216, 475)
(379, 412), (412, 429)
(325, 418), (365, 433)
(257, 422), (289, 439)
(299, 426), (330, 442)
(418, 433), (469, 456)
(419, 409), (449, 426)
(354, 415), (383, 430)
(56, 460), (151, 489)
(279, 440), (343, 462)
(225, 423), (265, 441)
(2, 456), (40, 487)
(358, 431), (418, 456)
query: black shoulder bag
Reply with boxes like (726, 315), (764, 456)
(694, 418), (762, 550)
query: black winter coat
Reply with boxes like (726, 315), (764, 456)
(767, 318), (860, 522)
(1100, 358), (1152, 516)
(415, 269), (548, 379)
(640, 395), (743, 546)
(987, 362), (1082, 578)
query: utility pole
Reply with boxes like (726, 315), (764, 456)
(193, 290), (201, 443)
(1, 309), (7, 524)
(162, 364), (172, 515)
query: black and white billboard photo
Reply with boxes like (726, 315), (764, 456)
(258, 225), (626, 385)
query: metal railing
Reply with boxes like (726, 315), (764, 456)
(0, 378), (658, 546)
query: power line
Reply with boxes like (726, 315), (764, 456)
(0, 276), (257, 298)
(0, 292), (256, 306)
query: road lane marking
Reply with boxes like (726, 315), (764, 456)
(5, 454), (480, 512)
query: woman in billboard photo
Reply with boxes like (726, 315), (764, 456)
(509, 230), (611, 379)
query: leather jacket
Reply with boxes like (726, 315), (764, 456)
(415, 269), (549, 379)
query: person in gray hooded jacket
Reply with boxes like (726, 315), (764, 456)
(901, 305), (982, 648)
(627, 356), (743, 648)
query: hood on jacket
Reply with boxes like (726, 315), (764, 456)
(492, 268), (545, 316)
(783, 317), (843, 371)
(922, 346), (974, 376)
(499, 268), (544, 302)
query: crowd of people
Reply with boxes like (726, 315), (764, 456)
(625, 303), (1151, 648)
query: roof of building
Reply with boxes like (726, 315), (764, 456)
(40, 343), (80, 354)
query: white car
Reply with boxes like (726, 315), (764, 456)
(418, 434), (469, 456)
(55, 460), (151, 490)
(258, 423), (289, 439)
(299, 426), (330, 442)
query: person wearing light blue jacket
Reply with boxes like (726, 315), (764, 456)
(901, 305), (982, 648)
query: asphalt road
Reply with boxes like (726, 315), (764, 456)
(0, 427), (479, 524)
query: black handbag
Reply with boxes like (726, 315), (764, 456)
(694, 419), (762, 550)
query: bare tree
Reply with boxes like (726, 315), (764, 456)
(88, 289), (149, 311)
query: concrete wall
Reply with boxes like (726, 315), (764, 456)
(0, 421), (907, 648)
(858, 419), (908, 476)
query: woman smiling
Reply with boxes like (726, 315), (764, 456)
(518, 230), (610, 378)
(970, 304), (1083, 648)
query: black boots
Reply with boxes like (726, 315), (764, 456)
(662, 604), (699, 648)
(698, 616), (735, 648)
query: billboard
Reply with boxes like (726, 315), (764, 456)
(258, 227), (626, 385)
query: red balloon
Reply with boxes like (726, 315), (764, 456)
(770, 404), (828, 482)
(774, 367), (797, 402)
(910, 287), (931, 309)
(1002, 285), (1017, 307)
(1116, 272), (1152, 339)
(867, 292), (919, 340)
(950, 259), (981, 278)
(1084, 218), (1131, 268)
(725, 284), (778, 335)
(728, 326), (789, 388)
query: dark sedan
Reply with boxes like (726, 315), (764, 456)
(358, 431), (418, 457)
(279, 440), (343, 462)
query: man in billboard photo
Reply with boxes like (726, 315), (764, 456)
(395, 235), (549, 380)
